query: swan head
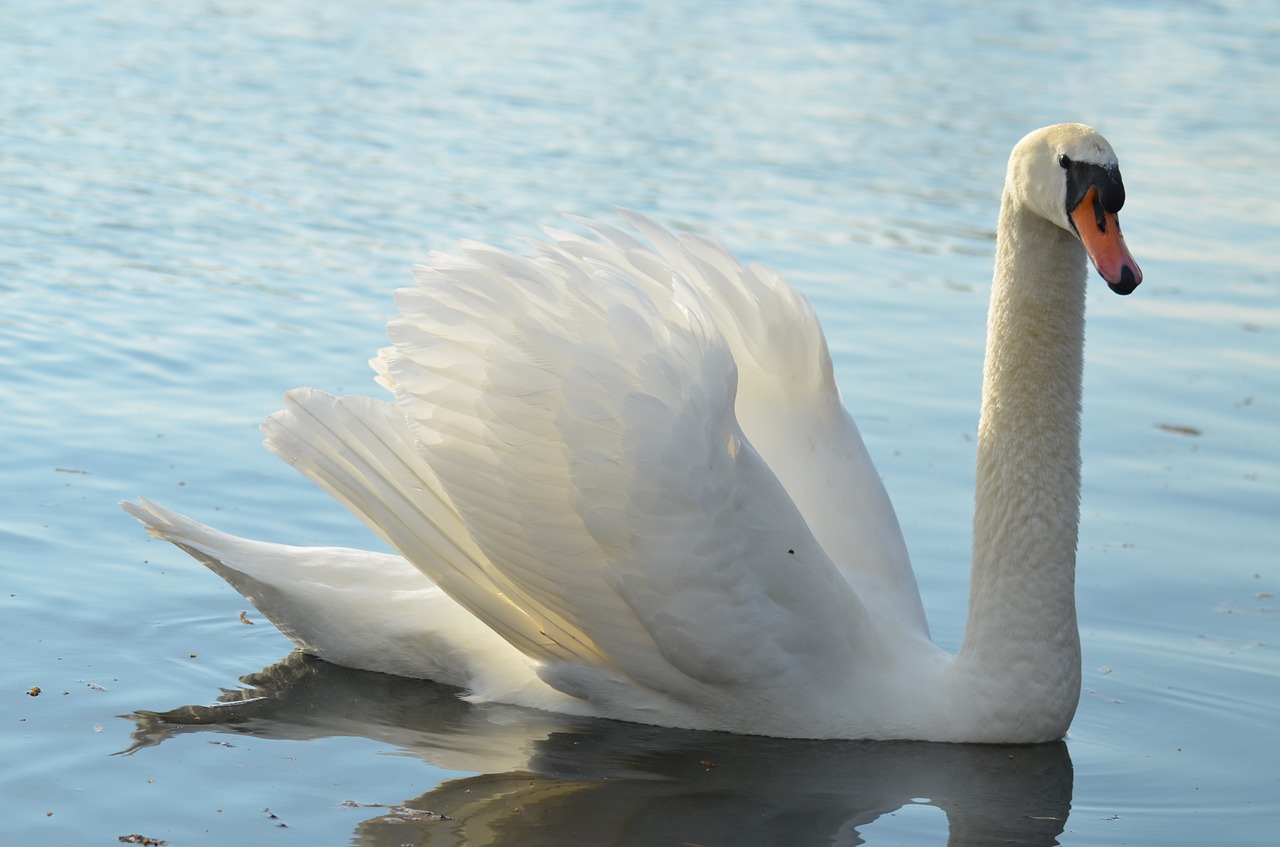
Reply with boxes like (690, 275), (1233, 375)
(1008, 123), (1143, 295)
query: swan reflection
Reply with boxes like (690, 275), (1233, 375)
(122, 652), (1073, 846)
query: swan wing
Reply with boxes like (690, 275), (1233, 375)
(550, 213), (926, 632)
(376, 229), (871, 725)
(259, 390), (565, 663)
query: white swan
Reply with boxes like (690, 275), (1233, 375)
(124, 123), (1141, 743)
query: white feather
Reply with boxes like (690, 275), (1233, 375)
(124, 124), (1139, 741)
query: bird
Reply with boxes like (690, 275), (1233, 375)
(124, 123), (1142, 743)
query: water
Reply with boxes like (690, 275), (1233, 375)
(3, 0), (1277, 843)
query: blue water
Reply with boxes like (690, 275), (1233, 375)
(3, 1), (1277, 844)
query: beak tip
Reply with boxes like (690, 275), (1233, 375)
(1107, 264), (1142, 295)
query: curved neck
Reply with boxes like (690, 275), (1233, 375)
(952, 191), (1086, 736)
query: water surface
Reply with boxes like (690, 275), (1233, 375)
(3, 1), (1277, 844)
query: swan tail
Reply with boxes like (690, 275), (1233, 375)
(120, 497), (520, 685)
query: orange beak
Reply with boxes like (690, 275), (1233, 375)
(1069, 185), (1142, 295)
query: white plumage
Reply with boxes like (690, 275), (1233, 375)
(125, 124), (1142, 742)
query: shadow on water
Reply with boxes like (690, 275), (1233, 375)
(119, 652), (1072, 846)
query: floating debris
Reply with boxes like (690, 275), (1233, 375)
(238, 611), (255, 625)
(1084, 688), (1123, 705)
(118, 836), (166, 846)
(342, 801), (451, 822)
(1155, 423), (1202, 437)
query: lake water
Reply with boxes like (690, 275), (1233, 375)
(3, 0), (1277, 844)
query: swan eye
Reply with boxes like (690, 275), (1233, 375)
(1058, 154), (1071, 169)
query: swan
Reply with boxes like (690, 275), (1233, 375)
(124, 123), (1142, 743)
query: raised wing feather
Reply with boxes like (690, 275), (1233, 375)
(554, 213), (926, 632)
(379, 223), (874, 720)
(260, 389), (569, 659)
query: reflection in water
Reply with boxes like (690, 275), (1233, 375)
(121, 652), (1072, 846)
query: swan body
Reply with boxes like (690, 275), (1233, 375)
(125, 124), (1142, 742)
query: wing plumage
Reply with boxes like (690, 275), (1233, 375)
(553, 214), (925, 631)
(129, 213), (925, 733)
(365, 222), (873, 719)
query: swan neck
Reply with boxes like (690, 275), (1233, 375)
(953, 190), (1087, 737)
